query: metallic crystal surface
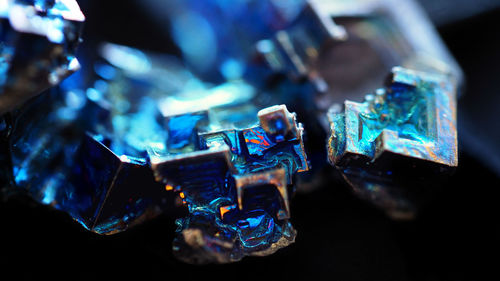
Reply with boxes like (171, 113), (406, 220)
(1, 0), (464, 266)
(0, 0), (85, 114)
(8, 85), (175, 234)
(5, 41), (309, 263)
(7, 44), (215, 234)
(246, 0), (463, 217)
(328, 67), (457, 219)
(150, 104), (309, 263)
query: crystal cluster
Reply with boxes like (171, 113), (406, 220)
(150, 104), (308, 263)
(3, 39), (309, 263)
(1, 0), (462, 264)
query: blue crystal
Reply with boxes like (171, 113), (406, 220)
(151, 104), (309, 263)
(328, 67), (456, 164)
(7, 41), (309, 264)
(6, 44), (198, 233)
(327, 67), (458, 218)
(69, 134), (169, 234)
(9, 88), (172, 234)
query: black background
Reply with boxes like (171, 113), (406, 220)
(1, 1), (500, 280)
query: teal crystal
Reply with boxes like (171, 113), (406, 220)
(328, 67), (458, 219)
(328, 67), (456, 166)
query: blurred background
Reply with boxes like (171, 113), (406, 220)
(1, 0), (500, 280)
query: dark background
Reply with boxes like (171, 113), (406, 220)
(1, 1), (500, 280)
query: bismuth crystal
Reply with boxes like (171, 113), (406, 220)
(2, 0), (463, 265)
(6, 42), (309, 263)
(7, 43), (238, 234)
(246, 0), (462, 217)
(8, 80), (175, 234)
(328, 67), (457, 219)
(0, 0), (84, 114)
(150, 104), (309, 263)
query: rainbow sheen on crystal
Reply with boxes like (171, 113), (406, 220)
(150, 105), (309, 263)
(327, 67), (458, 219)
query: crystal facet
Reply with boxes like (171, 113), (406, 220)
(150, 104), (309, 263)
(327, 67), (458, 219)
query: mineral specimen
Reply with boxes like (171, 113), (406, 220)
(150, 104), (309, 263)
(6, 42), (309, 263)
(246, 0), (462, 217)
(327, 67), (457, 219)
(1, 0), (463, 266)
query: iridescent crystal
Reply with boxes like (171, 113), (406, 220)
(7, 44), (214, 234)
(327, 67), (458, 219)
(150, 104), (309, 263)
(245, 0), (462, 216)
(7, 42), (309, 263)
